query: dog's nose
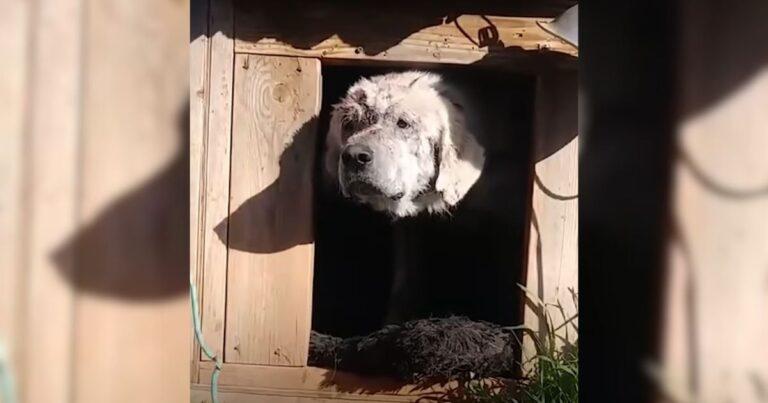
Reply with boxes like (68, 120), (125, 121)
(342, 144), (373, 170)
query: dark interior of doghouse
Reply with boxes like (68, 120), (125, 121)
(311, 64), (536, 341)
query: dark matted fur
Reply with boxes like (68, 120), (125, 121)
(308, 316), (518, 382)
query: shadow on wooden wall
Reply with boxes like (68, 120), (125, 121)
(51, 100), (189, 299)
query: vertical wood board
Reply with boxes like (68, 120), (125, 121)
(225, 54), (320, 366)
(22, 0), (83, 400)
(190, 0), (211, 384)
(71, 0), (190, 400)
(200, 0), (235, 363)
(0, 0), (29, 380)
(523, 73), (579, 366)
(664, 83), (768, 401)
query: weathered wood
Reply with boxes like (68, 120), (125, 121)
(190, 0), (211, 385)
(235, 12), (577, 68)
(191, 384), (408, 403)
(191, 3), (581, 399)
(21, 0), (83, 400)
(660, 2), (768, 398)
(70, 0), (190, 400)
(225, 54), (320, 366)
(14, 0), (191, 400)
(0, 0), (28, 381)
(201, 0), (235, 363)
(196, 362), (462, 402)
(523, 72), (578, 366)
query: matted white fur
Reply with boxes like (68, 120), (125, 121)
(324, 71), (485, 218)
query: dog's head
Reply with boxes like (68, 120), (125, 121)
(324, 71), (485, 218)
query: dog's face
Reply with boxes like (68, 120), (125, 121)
(324, 71), (485, 217)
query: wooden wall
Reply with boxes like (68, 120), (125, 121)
(660, 1), (768, 401)
(187, 1), (579, 401)
(0, 0), (189, 402)
(0, 0), (29, 398)
(524, 72), (579, 363)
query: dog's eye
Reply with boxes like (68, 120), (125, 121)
(397, 118), (410, 129)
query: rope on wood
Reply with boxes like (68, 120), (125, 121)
(191, 281), (222, 403)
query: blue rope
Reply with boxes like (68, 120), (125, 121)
(190, 282), (221, 403)
(0, 289), (220, 403)
(0, 338), (16, 403)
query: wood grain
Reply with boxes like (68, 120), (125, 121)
(191, 384), (410, 403)
(190, 0), (211, 384)
(0, 0), (28, 380)
(195, 362), (462, 402)
(13, 0), (190, 400)
(662, 29), (768, 401)
(236, 13), (577, 67)
(658, 3), (768, 399)
(201, 0), (235, 363)
(22, 0), (82, 400)
(70, 0), (189, 400)
(523, 73), (579, 366)
(224, 54), (320, 366)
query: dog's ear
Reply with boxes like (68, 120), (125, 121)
(434, 98), (485, 206)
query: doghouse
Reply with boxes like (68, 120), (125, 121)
(190, 1), (578, 401)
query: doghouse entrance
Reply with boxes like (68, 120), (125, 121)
(192, 2), (578, 398)
(312, 65), (536, 340)
(206, 55), (541, 371)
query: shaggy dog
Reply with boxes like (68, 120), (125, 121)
(311, 71), (527, 380)
(323, 71), (485, 217)
(309, 71), (516, 382)
(314, 69), (530, 332)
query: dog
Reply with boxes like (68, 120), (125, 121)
(323, 71), (486, 218)
(314, 69), (531, 333)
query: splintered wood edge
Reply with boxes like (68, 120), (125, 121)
(234, 15), (578, 66)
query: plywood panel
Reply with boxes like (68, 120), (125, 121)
(225, 54), (320, 365)
(201, 0), (235, 363)
(523, 72), (578, 364)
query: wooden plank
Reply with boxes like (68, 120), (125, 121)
(69, 0), (190, 401)
(196, 362), (459, 402)
(523, 72), (578, 365)
(0, 0), (29, 379)
(21, 0), (83, 400)
(190, 0), (211, 384)
(660, 13), (768, 399)
(224, 54), (320, 366)
(235, 13), (577, 67)
(191, 384), (409, 403)
(658, 2), (768, 401)
(201, 0), (235, 363)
